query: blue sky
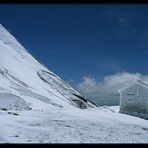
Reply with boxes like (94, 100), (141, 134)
(0, 4), (148, 85)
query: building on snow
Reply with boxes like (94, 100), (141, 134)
(118, 80), (148, 119)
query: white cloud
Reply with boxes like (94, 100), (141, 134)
(77, 72), (148, 96)
(78, 76), (97, 94)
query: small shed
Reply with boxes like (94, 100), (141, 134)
(118, 80), (148, 119)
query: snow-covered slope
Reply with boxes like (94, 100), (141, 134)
(0, 24), (97, 111)
(1, 106), (148, 143)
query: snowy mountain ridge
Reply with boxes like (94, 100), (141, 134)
(0, 24), (97, 111)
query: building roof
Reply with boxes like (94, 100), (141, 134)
(118, 80), (148, 93)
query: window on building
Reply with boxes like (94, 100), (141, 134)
(127, 88), (135, 96)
